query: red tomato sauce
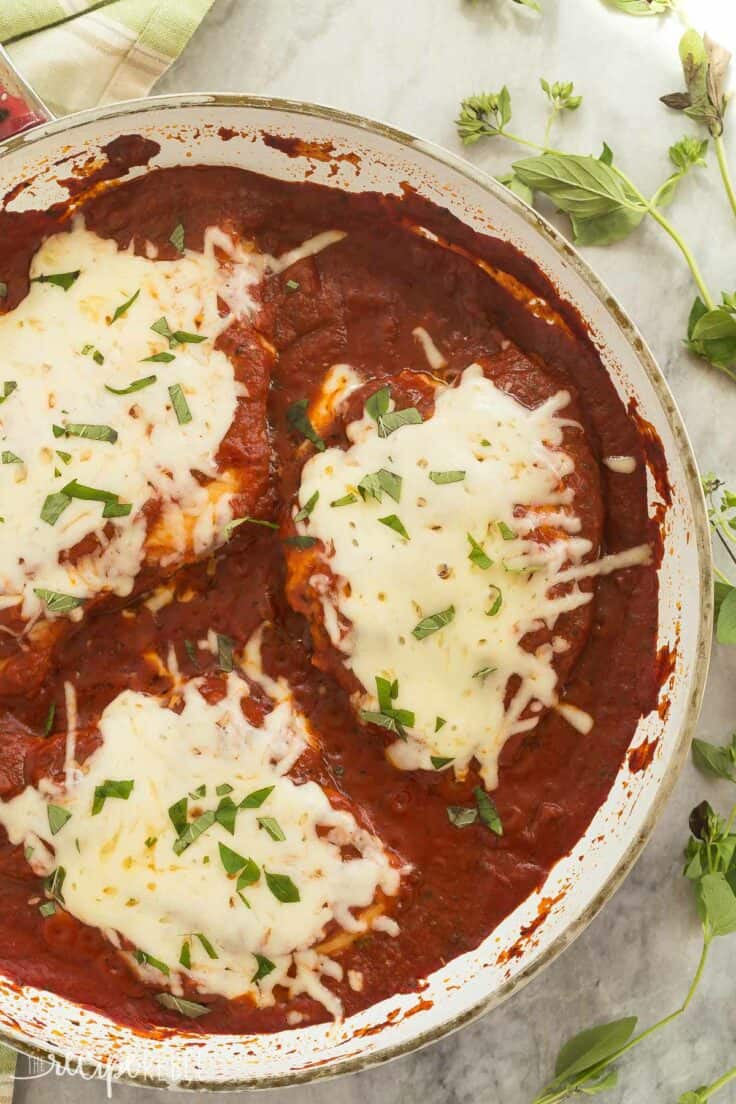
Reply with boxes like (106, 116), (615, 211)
(0, 152), (661, 1034)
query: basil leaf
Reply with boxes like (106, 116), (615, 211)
(265, 870), (300, 903)
(553, 1017), (638, 1083)
(467, 533), (492, 569)
(378, 407), (423, 438)
(258, 816), (286, 841)
(196, 933), (218, 959)
(215, 796), (238, 835)
(216, 783), (233, 796)
(102, 500), (132, 519)
(717, 586), (736, 644)
(294, 490), (319, 522)
(236, 859), (261, 889)
(54, 423), (118, 443)
(240, 786), (274, 809)
(143, 352), (176, 364)
(110, 288), (140, 324)
(486, 585), (503, 616)
(224, 515), (278, 538)
(32, 270), (80, 291)
(447, 805), (478, 828)
(168, 796), (188, 836)
(696, 871), (736, 938)
(39, 901), (56, 917)
(285, 279), (299, 293)
(45, 866), (66, 902)
(169, 222), (185, 254)
(435, 716), (446, 731)
(378, 514), (409, 540)
(43, 703), (56, 737)
(179, 941), (191, 969)
(513, 153), (647, 245)
(168, 383), (192, 425)
(173, 810), (216, 854)
(286, 398), (325, 451)
(498, 171), (534, 205)
(105, 375), (157, 395)
(692, 737), (736, 782)
(189, 784), (206, 799)
(429, 470), (465, 484)
(412, 605), (455, 640)
(365, 386), (390, 422)
(41, 492), (71, 526)
(358, 468), (402, 504)
(284, 534), (318, 549)
(2, 451), (22, 464)
(475, 787), (503, 835)
(251, 954), (276, 984)
(216, 633), (234, 673)
(498, 521), (516, 540)
(61, 480), (117, 504)
(145, 836), (157, 849)
(0, 381), (17, 405)
(47, 804), (72, 835)
(156, 993), (210, 1018)
(134, 949), (170, 976)
(33, 588), (84, 613)
(56, 450), (71, 465)
(92, 779), (134, 815)
(430, 756), (454, 769)
(331, 493), (357, 507)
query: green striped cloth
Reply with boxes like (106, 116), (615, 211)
(0, 0), (217, 117)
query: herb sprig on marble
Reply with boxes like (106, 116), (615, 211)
(703, 475), (736, 645)
(531, 744), (736, 1103)
(455, 28), (736, 383)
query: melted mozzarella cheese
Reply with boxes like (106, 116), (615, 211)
(296, 364), (650, 787)
(0, 657), (400, 1018)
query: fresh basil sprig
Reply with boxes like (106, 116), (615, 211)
(702, 475), (736, 642)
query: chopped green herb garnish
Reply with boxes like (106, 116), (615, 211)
(189, 784), (206, 800)
(447, 805), (478, 828)
(240, 786), (274, 809)
(284, 534), (318, 549)
(265, 870), (300, 903)
(151, 317), (207, 348)
(285, 279), (300, 292)
(45, 866), (66, 902)
(435, 716), (447, 732)
(486, 585), (503, 617)
(196, 933), (219, 959)
(134, 949), (170, 976)
(56, 450), (71, 464)
(53, 423), (118, 443)
(168, 796), (189, 836)
(47, 804), (72, 835)
(142, 351), (176, 364)
(378, 407), (422, 438)
(216, 633), (234, 673)
(105, 375), (157, 395)
(365, 386), (391, 422)
(169, 222), (185, 254)
(32, 270), (80, 291)
(0, 282), (7, 299)
(179, 941), (191, 969)
(412, 605), (455, 640)
(286, 398), (325, 451)
(473, 666), (497, 681)
(43, 702), (56, 736)
(378, 514), (409, 540)
(467, 533), (492, 569)
(110, 288), (140, 324)
(2, 450), (22, 464)
(258, 816), (286, 842)
(92, 779), (134, 815)
(359, 468), (402, 504)
(155, 993), (209, 1018)
(102, 500), (132, 519)
(214, 795), (238, 835)
(184, 640), (200, 667)
(173, 810), (216, 854)
(39, 901), (57, 917)
(429, 470), (465, 484)
(237, 859), (261, 889)
(224, 515), (279, 539)
(0, 381), (18, 405)
(33, 588), (84, 614)
(294, 490), (319, 522)
(331, 493), (358, 507)
(168, 383), (192, 424)
(251, 953), (276, 984)
(219, 842), (248, 875)
(498, 520), (517, 540)
(475, 786), (504, 835)
(145, 836), (157, 849)
(430, 756), (454, 770)
(216, 783), (234, 797)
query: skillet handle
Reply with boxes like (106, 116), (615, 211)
(0, 44), (54, 141)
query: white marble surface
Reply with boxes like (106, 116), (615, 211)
(12, 0), (736, 1101)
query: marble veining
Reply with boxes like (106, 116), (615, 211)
(12, 1), (736, 1101)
